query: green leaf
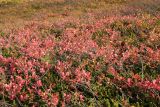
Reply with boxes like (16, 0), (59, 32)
(106, 74), (114, 79)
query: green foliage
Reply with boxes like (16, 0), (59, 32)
(50, 28), (63, 39)
(92, 30), (109, 47)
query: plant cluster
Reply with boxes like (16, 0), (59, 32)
(0, 15), (160, 106)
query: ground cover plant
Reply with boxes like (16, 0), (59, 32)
(0, 0), (160, 107)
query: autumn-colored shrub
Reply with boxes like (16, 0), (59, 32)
(0, 15), (160, 106)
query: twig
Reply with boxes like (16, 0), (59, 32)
(75, 83), (98, 100)
(139, 53), (144, 81)
(0, 101), (13, 107)
(16, 96), (23, 107)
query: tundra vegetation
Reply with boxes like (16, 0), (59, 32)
(0, 0), (160, 106)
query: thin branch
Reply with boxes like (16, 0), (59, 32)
(16, 96), (23, 107)
(139, 53), (144, 81)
